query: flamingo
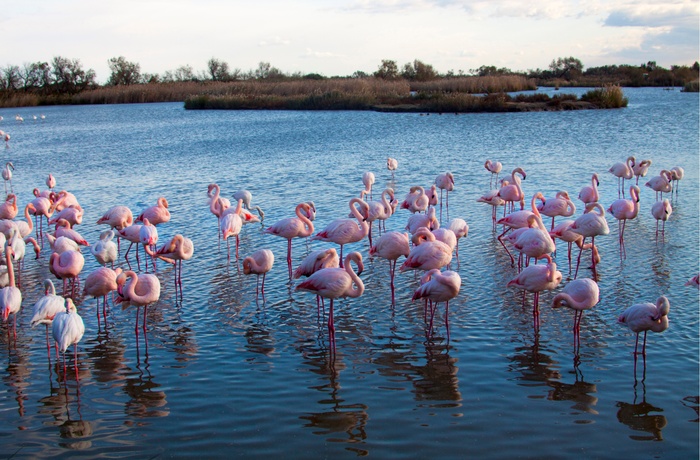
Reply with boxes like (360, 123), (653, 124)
(49, 190), (80, 213)
(48, 204), (84, 227)
(477, 188), (506, 230)
(233, 189), (265, 221)
(435, 172), (454, 221)
(2, 132), (9, 148)
(507, 254), (562, 330)
(362, 171), (375, 200)
(13, 202), (35, 239)
(400, 186), (429, 214)
(406, 206), (439, 236)
(399, 230), (452, 273)
(497, 167), (526, 212)
(312, 198), (369, 267)
(150, 234), (194, 298)
(243, 249), (274, 299)
(496, 193), (540, 266)
(51, 298), (85, 378)
(448, 218), (469, 258)
(220, 207), (243, 261)
(0, 194), (17, 220)
(685, 275), (699, 288)
(364, 188), (395, 246)
(46, 234), (80, 254)
(537, 191), (576, 230)
(650, 199), (672, 241)
(571, 203), (609, 279)
(632, 159), (652, 185)
(49, 249), (84, 298)
(2, 162), (14, 194)
(293, 248), (340, 279)
(387, 157), (398, 176)
(669, 166), (684, 196)
(136, 196), (170, 226)
(91, 229), (118, 267)
(115, 270), (161, 333)
(118, 223), (144, 270)
(53, 218), (89, 246)
(412, 268), (461, 341)
(484, 160), (503, 188)
(551, 278), (600, 359)
(30, 191), (54, 243)
(30, 279), (66, 357)
(578, 173), (600, 205)
(608, 185), (640, 257)
(609, 156), (635, 197)
(208, 184), (231, 237)
(645, 170), (673, 200)
(0, 242), (21, 340)
(97, 205), (134, 231)
(425, 184), (438, 209)
(618, 296), (670, 357)
(550, 219), (591, 273)
(265, 202), (314, 279)
(83, 266), (122, 328)
(369, 231), (410, 300)
(139, 218), (159, 271)
(46, 173), (56, 190)
(295, 251), (364, 346)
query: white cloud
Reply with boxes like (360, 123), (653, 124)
(258, 36), (292, 47)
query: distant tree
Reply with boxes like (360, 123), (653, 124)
(141, 73), (160, 84)
(471, 65), (514, 77)
(173, 64), (196, 81)
(401, 62), (416, 80)
(549, 56), (583, 80)
(401, 59), (438, 81)
(51, 56), (96, 93)
(352, 70), (369, 78)
(374, 60), (399, 80)
(207, 57), (231, 81)
(107, 56), (141, 86)
(1, 65), (21, 90)
(693, 62), (699, 72)
(21, 62), (52, 90)
(303, 73), (325, 80)
(254, 62), (285, 80)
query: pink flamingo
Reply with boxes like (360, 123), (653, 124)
(118, 223), (144, 270)
(413, 268), (461, 340)
(551, 278), (600, 360)
(97, 205), (134, 231)
(578, 173), (600, 205)
(507, 254), (562, 330)
(12, 202), (35, 239)
(293, 248), (339, 279)
(496, 193), (540, 266)
(425, 184), (438, 209)
(645, 170), (673, 200)
(30, 279), (66, 357)
(265, 202), (314, 279)
(150, 234), (194, 299)
(609, 156), (635, 197)
(571, 203), (609, 279)
(399, 230), (452, 273)
(83, 267), (122, 328)
(243, 249), (275, 299)
(365, 188), (395, 242)
(632, 159), (652, 185)
(91, 230), (118, 267)
(370, 231), (410, 301)
(448, 218), (469, 257)
(49, 190), (80, 213)
(435, 172), (454, 221)
(513, 194), (556, 266)
(49, 249), (84, 298)
(115, 270), (161, 334)
(139, 218), (159, 271)
(53, 219), (89, 246)
(400, 186), (429, 214)
(650, 199), (672, 241)
(550, 219), (591, 273)
(30, 188), (54, 242)
(537, 191), (576, 230)
(0, 194), (17, 220)
(208, 183), (231, 231)
(295, 251), (364, 346)
(497, 167), (526, 212)
(0, 243), (21, 341)
(618, 296), (670, 356)
(477, 188), (506, 230)
(362, 171), (375, 200)
(2, 162), (14, 194)
(484, 160), (503, 188)
(608, 185), (640, 257)
(669, 166), (684, 195)
(46, 173), (56, 190)
(387, 157), (398, 176)
(136, 196), (170, 226)
(406, 206), (439, 236)
(51, 298), (85, 378)
(220, 205), (243, 262)
(49, 204), (83, 227)
(312, 198), (369, 266)
(46, 234), (80, 254)
(685, 275), (699, 288)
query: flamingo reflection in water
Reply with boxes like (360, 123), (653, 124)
(616, 383), (667, 441)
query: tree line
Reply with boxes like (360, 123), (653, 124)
(1, 55), (698, 100)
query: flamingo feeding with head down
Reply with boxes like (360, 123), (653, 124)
(265, 202), (314, 279)
(243, 249), (274, 300)
(295, 251), (364, 347)
(551, 278), (600, 360)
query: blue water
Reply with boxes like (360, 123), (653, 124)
(0, 87), (697, 458)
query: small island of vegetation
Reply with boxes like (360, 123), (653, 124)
(0, 56), (697, 113)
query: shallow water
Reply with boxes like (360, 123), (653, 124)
(0, 87), (698, 458)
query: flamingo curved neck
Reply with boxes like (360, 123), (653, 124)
(344, 254), (364, 298)
(294, 204), (314, 237)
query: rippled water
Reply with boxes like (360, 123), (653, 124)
(0, 87), (697, 458)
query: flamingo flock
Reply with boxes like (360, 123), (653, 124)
(0, 149), (690, 379)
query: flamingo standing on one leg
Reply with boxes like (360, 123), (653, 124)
(435, 172), (454, 223)
(295, 252), (364, 348)
(265, 202), (314, 279)
(49, 249), (84, 298)
(412, 268), (461, 341)
(91, 229), (118, 267)
(243, 249), (274, 300)
(387, 157), (398, 178)
(507, 254), (562, 330)
(370, 231), (410, 302)
(51, 298), (85, 379)
(551, 278), (600, 362)
(650, 199), (672, 242)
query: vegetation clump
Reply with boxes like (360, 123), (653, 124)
(580, 85), (629, 108)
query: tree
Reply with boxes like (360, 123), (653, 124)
(1, 65), (21, 90)
(173, 65), (196, 82)
(51, 56), (96, 93)
(549, 57), (583, 80)
(374, 60), (399, 80)
(107, 56), (141, 85)
(412, 59), (438, 81)
(207, 57), (231, 81)
(21, 62), (52, 90)
(352, 70), (369, 79)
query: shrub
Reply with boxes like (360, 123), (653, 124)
(581, 85), (628, 108)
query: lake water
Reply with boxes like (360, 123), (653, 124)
(0, 87), (697, 458)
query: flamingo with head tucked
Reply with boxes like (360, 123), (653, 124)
(370, 231), (410, 300)
(136, 196), (170, 226)
(507, 254), (562, 330)
(618, 296), (670, 357)
(243, 249), (274, 300)
(0, 194), (17, 220)
(83, 267), (122, 328)
(650, 199), (672, 241)
(632, 159), (652, 185)
(484, 160), (503, 188)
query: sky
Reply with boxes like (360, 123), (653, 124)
(2, 0), (698, 83)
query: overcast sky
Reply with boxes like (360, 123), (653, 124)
(3, 0), (698, 83)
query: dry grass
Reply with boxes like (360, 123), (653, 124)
(580, 85), (629, 108)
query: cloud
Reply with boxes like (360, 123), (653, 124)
(301, 48), (344, 59)
(258, 36), (291, 47)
